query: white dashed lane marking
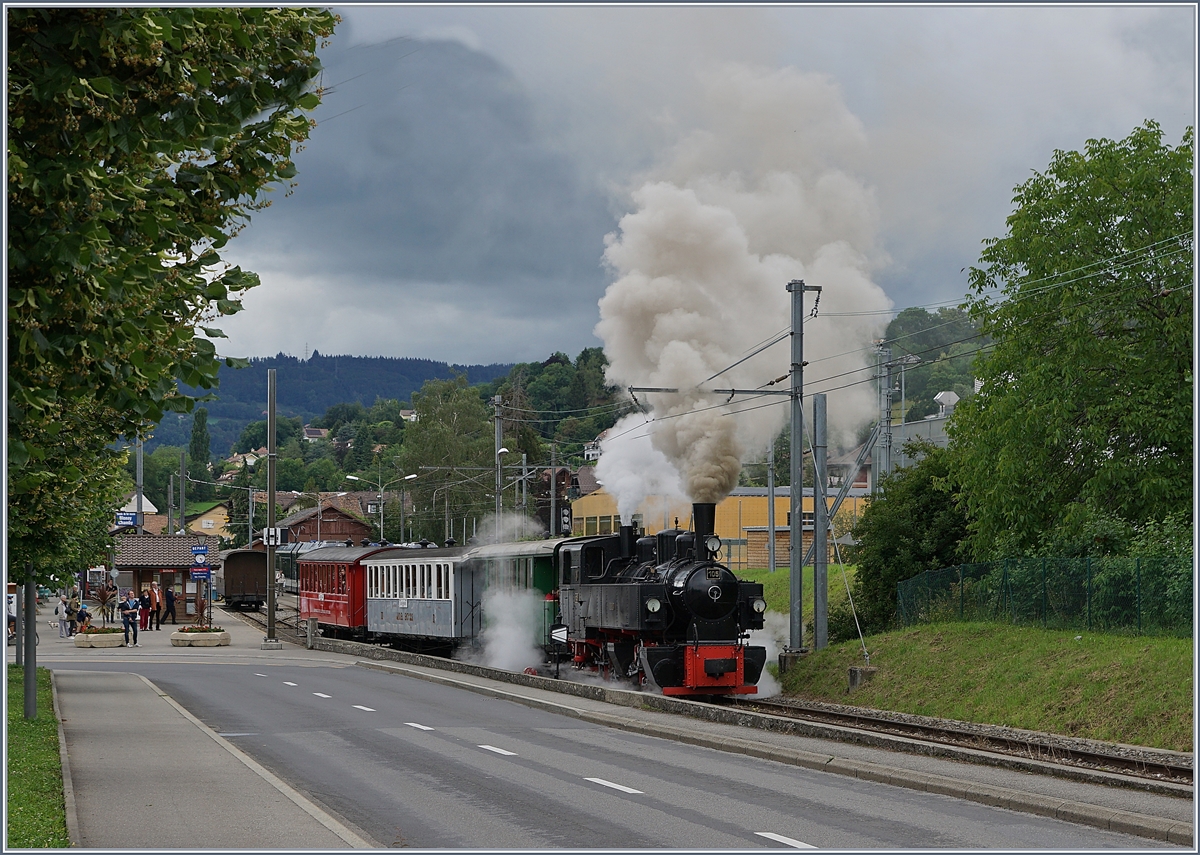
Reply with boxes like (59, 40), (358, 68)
(254, 673), (267, 677)
(353, 705), (375, 711)
(478, 745), (517, 756)
(313, 692), (331, 698)
(584, 777), (643, 794)
(283, 681), (297, 686)
(405, 722), (434, 731)
(755, 832), (816, 849)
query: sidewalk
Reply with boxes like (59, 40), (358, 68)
(26, 607), (372, 849)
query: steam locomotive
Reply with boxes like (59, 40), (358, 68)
(555, 502), (768, 696)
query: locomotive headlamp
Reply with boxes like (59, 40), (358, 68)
(704, 534), (722, 554)
(645, 597), (662, 613)
(751, 597), (767, 614)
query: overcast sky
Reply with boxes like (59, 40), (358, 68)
(218, 4), (1195, 367)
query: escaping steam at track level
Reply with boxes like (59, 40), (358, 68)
(596, 63), (891, 507)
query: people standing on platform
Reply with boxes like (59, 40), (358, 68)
(120, 590), (141, 647)
(57, 594), (71, 638)
(139, 588), (151, 631)
(149, 582), (164, 630)
(164, 586), (177, 625)
(67, 589), (80, 636)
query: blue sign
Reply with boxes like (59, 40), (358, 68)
(190, 568), (210, 580)
(115, 512), (138, 527)
(191, 545), (209, 555)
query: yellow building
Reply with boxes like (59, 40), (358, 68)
(571, 486), (869, 570)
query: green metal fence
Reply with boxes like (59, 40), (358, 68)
(896, 556), (1193, 636)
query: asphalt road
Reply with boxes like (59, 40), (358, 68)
(58, 658), (1177, 850)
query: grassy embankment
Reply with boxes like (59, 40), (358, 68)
(7, 666), (70, 848)
(741, 565), (1194, 752)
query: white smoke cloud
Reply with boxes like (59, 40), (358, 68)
(595, 413), (687, 524)
(596, 63), (891, 502)
(474, 588), (545, 673)
(476, 512), (545, 545)
(749, 610), (790, 699)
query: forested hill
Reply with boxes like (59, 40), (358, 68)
(147, 352), (513, 454)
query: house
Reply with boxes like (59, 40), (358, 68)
(275, 503), (373, 544)
(302, 425), (329, 442)
(583, 429), (608, 462)
(112, 533), (222, 618)
(569, 485), (869, 569)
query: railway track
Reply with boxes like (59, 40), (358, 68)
(725, 697), (1193, 788)
(223, 602), (305, 637)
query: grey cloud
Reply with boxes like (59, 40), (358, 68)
(229, 33), (614, 305)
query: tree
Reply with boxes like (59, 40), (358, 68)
(397, 377), (496, 541)
(949, 122), (1193, 558)
(188, 408), (213, 500)
(882, 307), (981, 423)
(842, 441), (969, 635)
(7, 8), (337, 583)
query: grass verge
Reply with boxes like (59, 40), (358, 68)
(7, 666), (70, 848)
(780, 621), (1194, 751)
(739, 564), (858, 617)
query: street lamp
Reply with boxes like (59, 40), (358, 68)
(290, 490), (333, 542)
(346, 472), (417, 544)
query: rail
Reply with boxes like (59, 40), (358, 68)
(725, 697), (1192, 789)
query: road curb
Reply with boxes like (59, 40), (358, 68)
(355, 659), (1193, 847)
(50, 671), (80, 848)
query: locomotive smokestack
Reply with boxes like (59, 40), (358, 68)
(619, 525), (636, 559)
(693, 503), (716, 541)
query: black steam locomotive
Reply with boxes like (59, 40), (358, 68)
(555, 502), (768, 697)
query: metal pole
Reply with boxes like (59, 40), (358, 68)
(24, 577), (36, 718)
(813, 393), (828, 649)
(550, 442), (557, 537)
(248, 487), (255, 546)
(521, 453), (527, 514)
(136, 436), (144, 535)
(493, 396), (503, 522)
(179, 450), (187, 534)
(767, 441), (777, 573)
(265, 369), (277, 643)
(167, 473), (174, 535)
(787, 280), (805, 651)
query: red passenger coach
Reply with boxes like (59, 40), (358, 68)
(297, 546), (390, 638)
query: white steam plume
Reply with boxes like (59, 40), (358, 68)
(597, 63), (891, 502)
(595, 413), (686, 524)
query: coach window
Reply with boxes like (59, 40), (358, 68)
(339, 565), (347, 594)
(561, 551), (574, 586)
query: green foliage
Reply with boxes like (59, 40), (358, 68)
(848, 441), (970, 634)
(487, 348), (626, 465)
(397, 376), (496, 542)
(883, 307), (981, 422)
(950, 122), (1193, 559)
(234, 416), (302, 453)
(7, 8), (337, 584)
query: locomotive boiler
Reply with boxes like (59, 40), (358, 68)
(555, 502), (768, 696)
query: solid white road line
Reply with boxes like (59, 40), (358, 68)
(283, 681), (297, 686)
(254, 673), (267, 677)
(313, 692), (331, 698)
(405, 722), (434, 730)
(478, 745), (517, 756)
(755, 832), (816, 849)
(584, 777), (643, 794)
(352, 705), (375, 711)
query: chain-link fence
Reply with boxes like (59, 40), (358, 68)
(896, 556), (1193, 636)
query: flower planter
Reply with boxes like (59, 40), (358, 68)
(74, 632), (125, 648)
(170, 630), (230, 647)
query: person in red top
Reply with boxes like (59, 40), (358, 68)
(149, 581), (164, 630)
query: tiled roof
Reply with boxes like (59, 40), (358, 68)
(114, 534), (222, 568)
